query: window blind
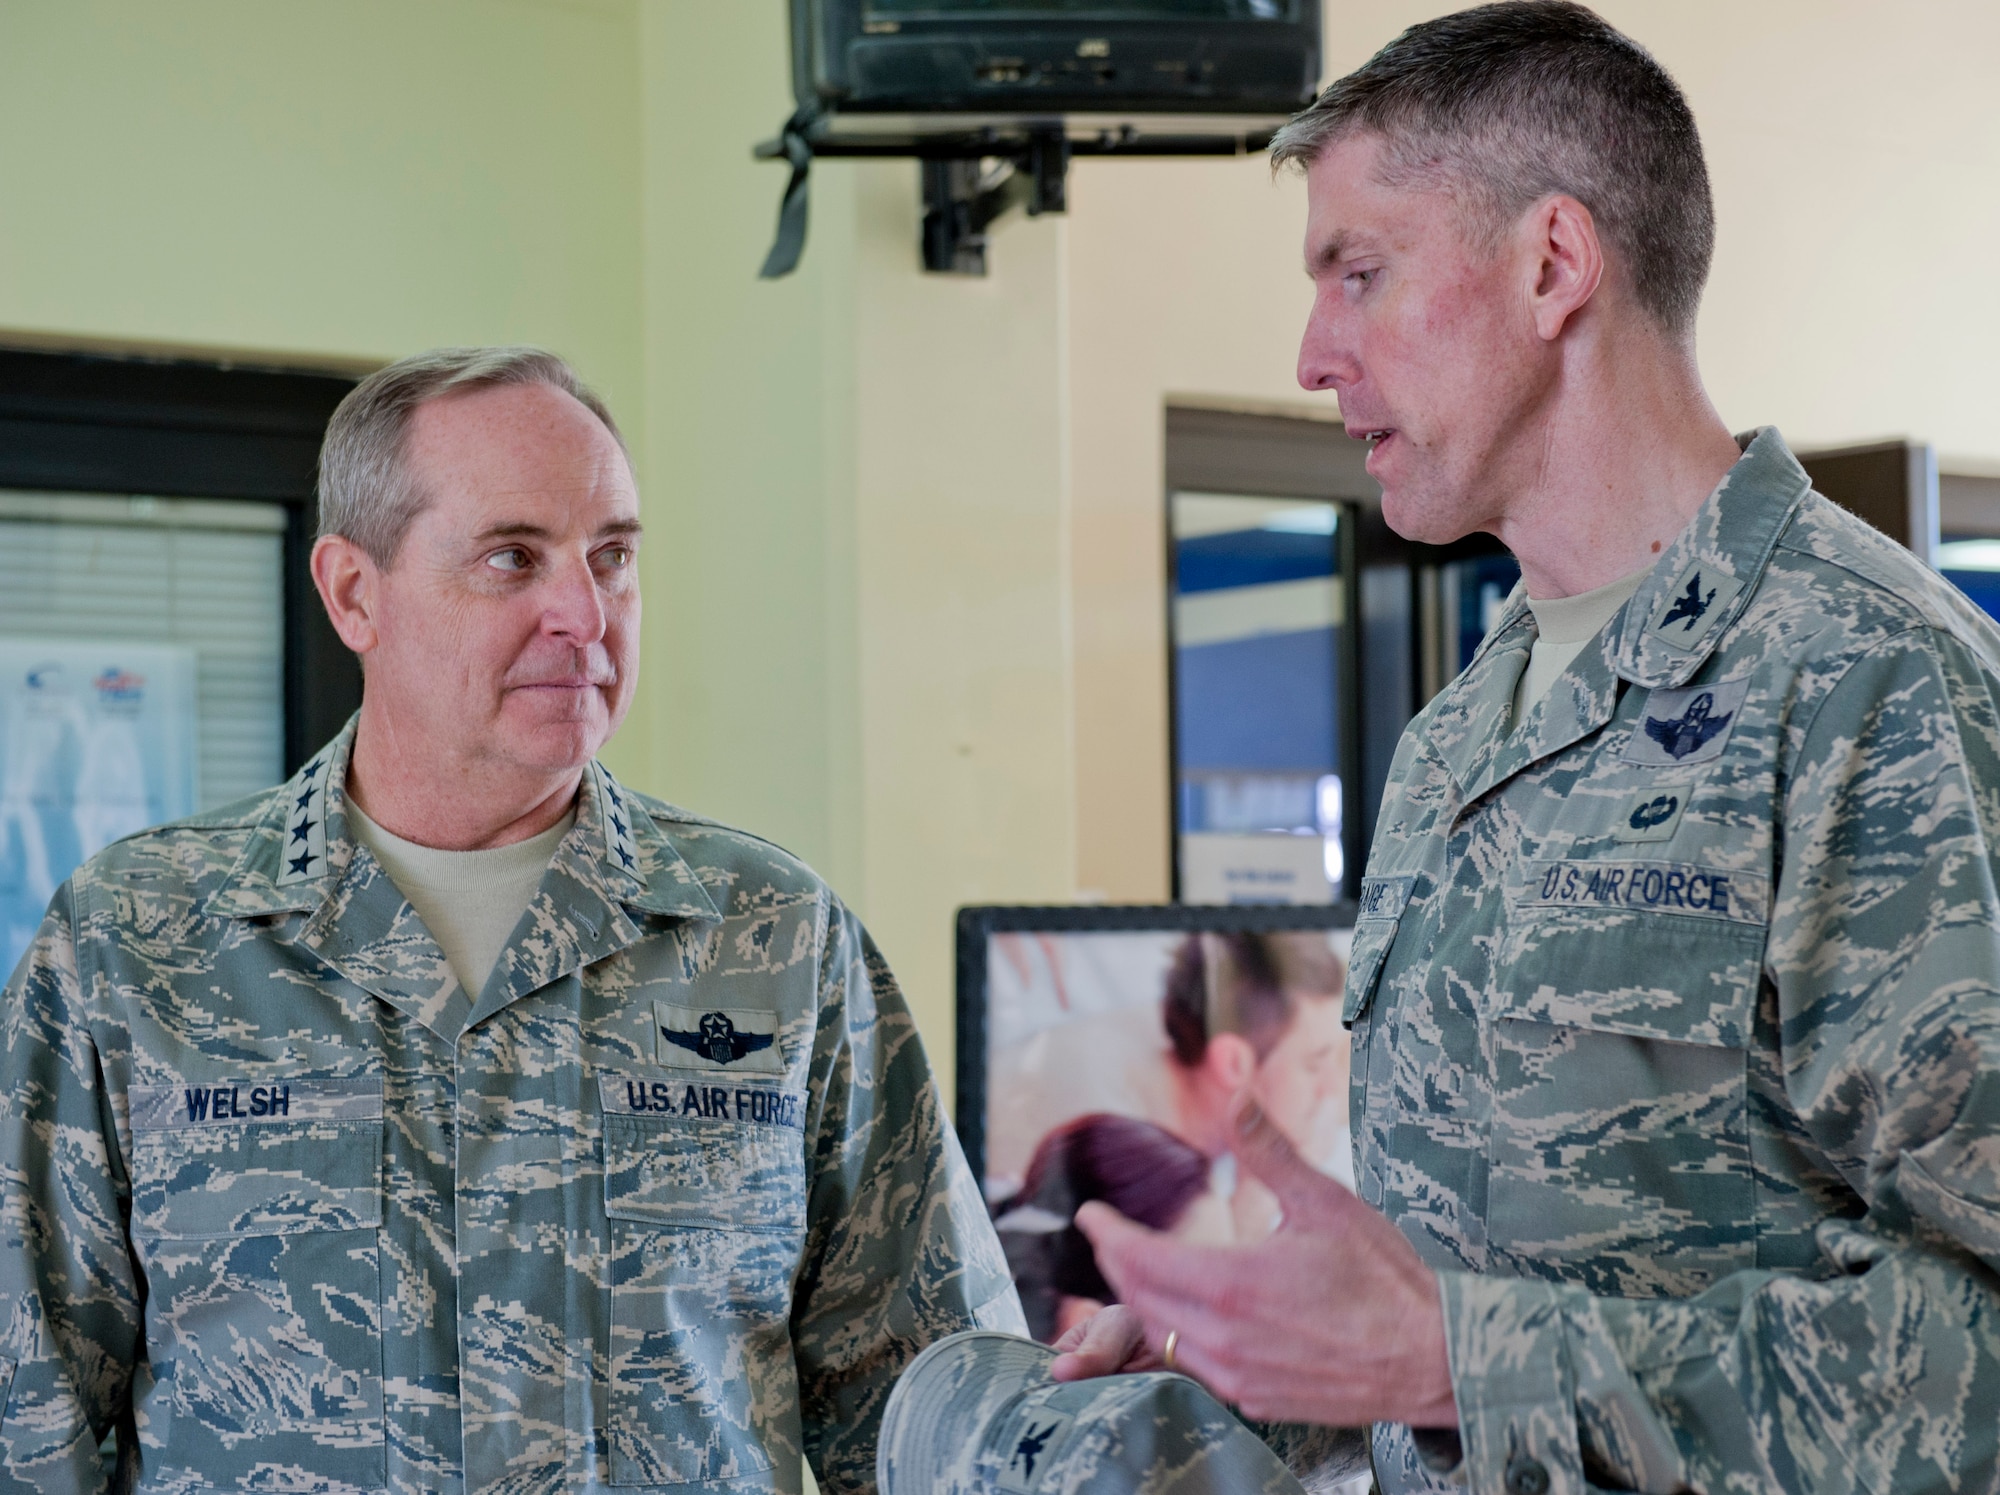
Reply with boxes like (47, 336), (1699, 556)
(0, 492), (287, 810)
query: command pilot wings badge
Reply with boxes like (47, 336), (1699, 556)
(1621, 677), (1752, 767)
(654, 1001), (785, 1073)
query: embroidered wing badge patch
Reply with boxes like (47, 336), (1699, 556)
(1621, 678), (1752, 767)
(654, 1002), (785, 1073)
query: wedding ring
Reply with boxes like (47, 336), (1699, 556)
(1162, 1330), (1179, 1371)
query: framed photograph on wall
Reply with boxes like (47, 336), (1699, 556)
(955, 902), (1355, 1344)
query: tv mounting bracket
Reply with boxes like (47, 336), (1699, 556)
(754, 110), (1279, 278)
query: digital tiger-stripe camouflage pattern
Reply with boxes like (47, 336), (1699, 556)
(0, 727), (1024, 1494)
(1322, 429), (2000, 1495)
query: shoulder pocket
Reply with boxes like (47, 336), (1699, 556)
(128, 1081), (384, 1493)
(600, 1077), (806, 1487)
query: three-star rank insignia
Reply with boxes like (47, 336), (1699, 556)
(654, 1001), (785, 1073)
(273, 753), (331, 886)
(1642, 561), (1744, 652)
(593, 762), (639, 874)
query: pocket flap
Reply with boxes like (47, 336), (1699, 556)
(1503, 905), (1763, 1048)
(131, 1119), (384, 1238)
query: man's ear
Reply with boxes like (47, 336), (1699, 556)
(1200, 1032), (1258, 1098)
(1524, 193), (1605, 343)
(311, 535), (382, 656)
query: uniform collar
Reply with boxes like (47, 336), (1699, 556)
(203, 721), (724, 1040)
(1612, 426), (1811, 689)
(1418, 427), (1808, 804)
(207, 718), (723, 927)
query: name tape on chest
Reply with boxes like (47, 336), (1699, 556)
(1642, 562), (1744, 653)
(1356, 873), (1416, 922)
(654, 1001), (786, 1074)
(1621, 677), (1752, 768)
(129, 1077), (384, 1131)
(599, 1074), (805, 1130)
(1521, 858), (1767, 925)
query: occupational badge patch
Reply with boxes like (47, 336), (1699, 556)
(1614, 789), (1690, 842)
(1621, 677), (1751, 767)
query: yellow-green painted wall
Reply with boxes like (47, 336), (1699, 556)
(0, 0), (651, 769)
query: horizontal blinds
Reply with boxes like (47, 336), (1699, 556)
(0, 493), (287, 810)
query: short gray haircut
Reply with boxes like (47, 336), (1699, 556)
(317, 346), (630, 566)
(1269, 1), (1714, 337)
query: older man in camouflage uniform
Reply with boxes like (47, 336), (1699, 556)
(1056, 6), (2000, 1495)
(0, 347), (1022, 1494)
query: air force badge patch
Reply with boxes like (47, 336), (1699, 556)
(654, 1001), (785, 1073)
(1642, 562), (1744, 652)
(1621, 677), (1751, 767)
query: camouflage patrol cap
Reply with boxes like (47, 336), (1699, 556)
(877, 1331), (1305, 1495)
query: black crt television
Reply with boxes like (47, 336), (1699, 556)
(793, 0), (1322, 119)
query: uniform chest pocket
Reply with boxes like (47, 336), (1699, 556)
(128, 1082), (385, 1495)
(1488, 901), (1765, 1299)
(602, 1086), (808, 1488)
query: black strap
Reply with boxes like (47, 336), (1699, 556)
(758, 109), (817, 280)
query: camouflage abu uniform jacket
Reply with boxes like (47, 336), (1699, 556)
(0, 721), (1023, 1495)
(1346, 431), (2000, 1495)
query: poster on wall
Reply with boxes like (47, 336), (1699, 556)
(957, 906), (1353, 1345)
(0, 641), (198, 980)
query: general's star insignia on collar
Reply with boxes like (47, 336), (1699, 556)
(273, 753), (332, 886)
(594, 763), (639, 876)
(1643, 561), (1744, 652)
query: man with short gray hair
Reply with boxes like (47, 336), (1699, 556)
(0, 345), (1023, 1494)
(1056, 6), (2000, 1495)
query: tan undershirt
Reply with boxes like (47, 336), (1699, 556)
(1511, 566), (1651, 729)
(346, 799), (576, 997)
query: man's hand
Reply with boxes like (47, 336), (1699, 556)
(1061, 1102), (1458, 1430)
(1048, 1303), (1157, 1380)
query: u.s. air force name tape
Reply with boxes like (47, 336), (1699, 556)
(878, 1330), (1305, 1495)
(598, 1073), (805, 1130)
(129, 1077), (384, 1131)
(1520, 858), (1769, 925)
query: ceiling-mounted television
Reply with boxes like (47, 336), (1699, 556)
(794, 0), (1321, 118)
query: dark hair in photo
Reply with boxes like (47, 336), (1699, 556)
(1269, 0), (1715, 336)
(994, 1113), (1212, 1339)
(1160, 930), (1343, 1068)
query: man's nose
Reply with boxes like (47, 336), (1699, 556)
(1297, 294), (1358, 393)
(540, 554), (609, 645)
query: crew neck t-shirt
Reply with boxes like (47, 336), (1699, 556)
(346, 799), (577, 997)
(1510, 565), (1652, 729)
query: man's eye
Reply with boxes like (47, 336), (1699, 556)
(1345, 268), (1375, 291)
(486, 548), (530, 572)
(598, 545), (632, 569)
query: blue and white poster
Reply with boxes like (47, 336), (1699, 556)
(0, 641), (198, 981)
